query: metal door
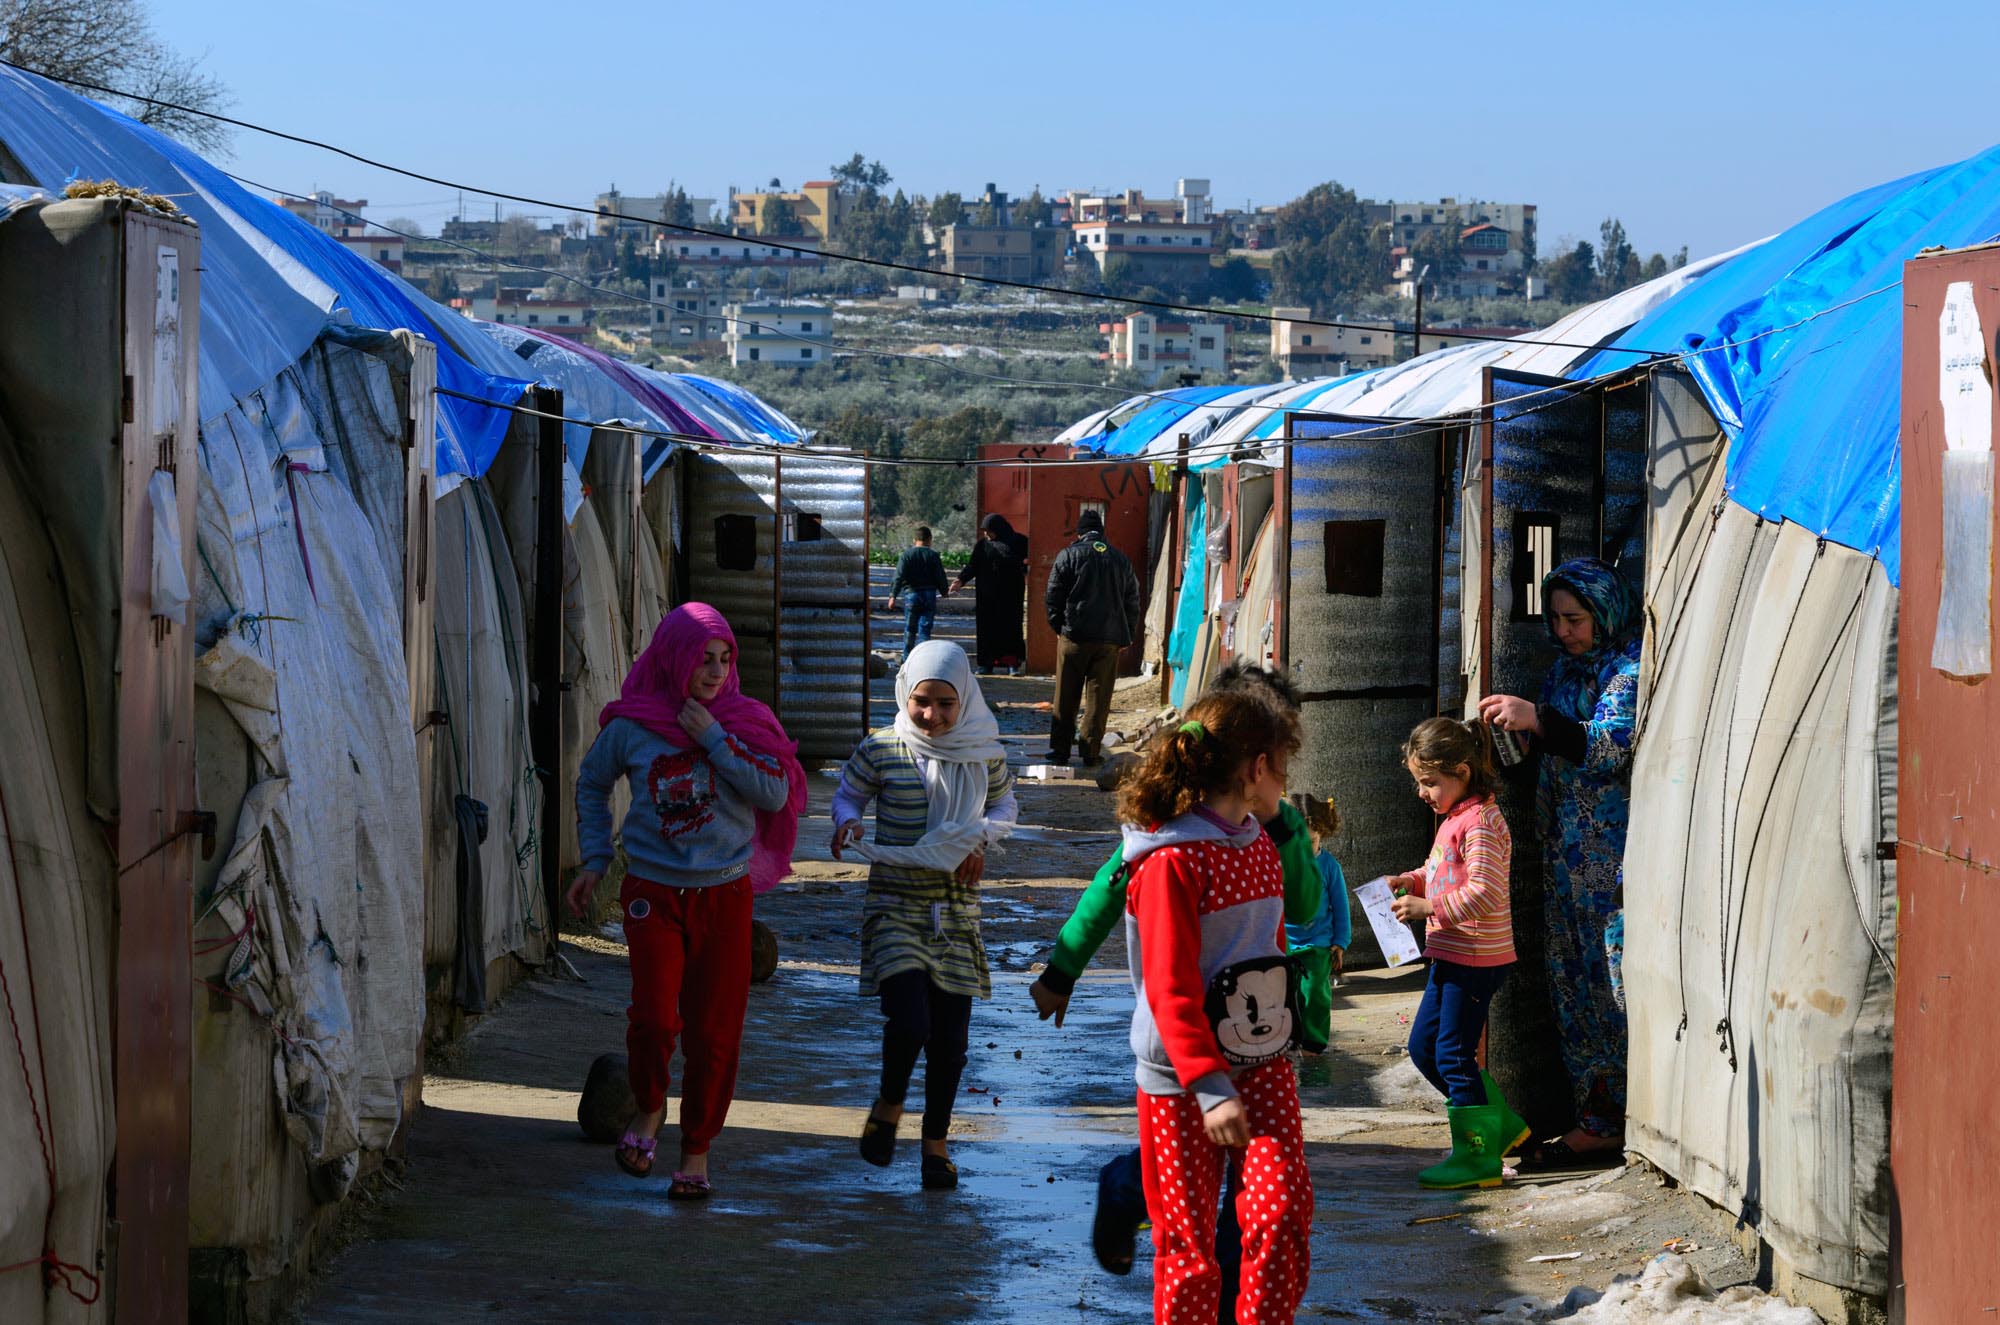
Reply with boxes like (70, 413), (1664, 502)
(775, 452), (869, 761)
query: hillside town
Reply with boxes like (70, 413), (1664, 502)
(1, 5), (1998, 1325)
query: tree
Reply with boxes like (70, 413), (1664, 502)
(1408, 226), (1464, 296)
(1640, 252), (1669, 282)
(498, 213), (542, 255)
(1597, 218), (1635, 295)
(973, 196), (997, 227)
(385, 216), (428, 239)
(1016, 188), (1051, 228)
(0, 0), (233, 152)
(830, 153), (892, 193)
(665, 187), (696, 230)
(928, 192), (964, 230)
(1544, 240), (1598, 303)
(900, 406), (1012, 525)
(760, 197), (803, 237)
(1268, 181), (1384, 312)
(1209, 255), (1260, 304)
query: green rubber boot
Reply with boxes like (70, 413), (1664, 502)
(1418, 1104), (1506, 1190)
(1483, 1070), (1531, 1157)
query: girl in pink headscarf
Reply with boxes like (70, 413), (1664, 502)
(569, 603), (806, 1200)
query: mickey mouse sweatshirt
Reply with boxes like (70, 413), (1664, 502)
(577, 716), (794, 888)
(1123, 808), (1286, 1111)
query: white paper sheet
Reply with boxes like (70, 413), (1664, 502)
(1355, 876), (1423, 967)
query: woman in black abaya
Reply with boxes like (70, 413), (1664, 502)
(955, 514), (1029, 674)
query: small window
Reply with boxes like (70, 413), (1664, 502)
(785, 511), (824, 542)
(527, 314), (539, 324)
(801, 348), (812, 359)
(1301, 334), (1313, 347)
(1322, 520), (1385, 597)
(678, 324), (693, 335)
(800, 320), (813, 332)
(714, 514), (758, 570)
(1512, 513), (1560, 619)
(1360, 336), (1372, 345)
(749, 347), (761, 361)
(557, 315), (571, 324)
(1199, 336), (1215, 350)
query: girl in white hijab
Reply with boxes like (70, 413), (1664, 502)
(831, 641), (1016, 1190)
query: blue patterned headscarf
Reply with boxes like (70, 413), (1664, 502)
(1540, 558), (1641, 722)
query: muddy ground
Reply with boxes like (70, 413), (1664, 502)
(297, 578), (1769, 1324)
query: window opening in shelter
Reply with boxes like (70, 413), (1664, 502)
(786, 512), (825, 543)
(714, 514), (758, 570)
(1322, 520), (1386, 597)
(1512, 513), (1559, 619)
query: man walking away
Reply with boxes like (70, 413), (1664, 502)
(886, 526), (951, 662)
(1043, 509), (1142, 766)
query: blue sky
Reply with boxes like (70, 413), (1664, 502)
(155, 0), (2000, 261)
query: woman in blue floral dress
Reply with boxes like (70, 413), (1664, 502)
(1478, 557), (1640, 1166)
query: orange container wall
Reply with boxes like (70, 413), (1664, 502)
(976, 444), (1152, 675)
(1893, 244), (2000, 1322)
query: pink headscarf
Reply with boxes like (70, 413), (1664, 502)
(600, 602), (806, 892)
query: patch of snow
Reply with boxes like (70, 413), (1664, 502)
(1481, 1254), (1822, 1324)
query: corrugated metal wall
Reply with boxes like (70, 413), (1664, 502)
(776, 453), (870, 762)
(1285, 414), (1443, 925)
(1482, 368), (1623, 1136)
(684, 451), (780, 702)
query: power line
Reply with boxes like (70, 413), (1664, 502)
(8, 57), (1658, 356)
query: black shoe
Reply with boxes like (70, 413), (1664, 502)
(1091, 1163), (1140, 1275)
(859, 1114), (897, 1168)
(1044, 750), (1070, 764)
(1080, 753), (1104, 769)
(921, 1152), (959, 1190)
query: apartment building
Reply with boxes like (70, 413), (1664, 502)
(650, 279), (729, 350)
(1069, 178), (1214, 225)
(274, 190), (369, 235)
(1269, 308), (1394, 375)
(937, 222), (1065, 281)
(1371, 197), (1537, 295)
(722, 302), (831, 366)
(1393, 222), (1527, 299)
(728, 181), (844, 239)
(1101, 313), (1226, 385)
(1072, 218), (1219, 284)
(658, 234), (824, 266)
(478, 288), (594, 339)
(595, 187), (717, 239)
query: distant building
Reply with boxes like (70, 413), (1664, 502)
(336, 231), (407, 273)
(727, 181), (845, 239)
(1072, 218), (1219, 285)
(1269, 307), (1393, 375)
(938, 221), (1064, 281)
(274, 190), (368, 234)
(1069, 178), (1214, 225)
(652, 278), (729, 350)
(442, 217), (502, 243)
(1393, 223), (1527, 299)
(1100, 313), (1225, 385)
(1223, 204), (1282, 251)
(659, 234), (824, 266)
(479, 288), (594, 339)
(595, 187), (717, 239)
(1371, 197), (1537, 295)
(723, 301), (831, 366)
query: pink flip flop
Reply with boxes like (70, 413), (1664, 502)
(615, 1131), (658, 1179)
(666, 1171), (713, 1201)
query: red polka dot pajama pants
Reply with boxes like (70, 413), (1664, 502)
(1137, 1059), (1312, 1324)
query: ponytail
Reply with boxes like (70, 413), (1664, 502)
(1402, 716), (1501, 800)
(1118, 690), (1302, 827)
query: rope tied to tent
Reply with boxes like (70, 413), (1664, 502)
(0, 782), (100, 1305)
(0, 1250), (103, 1305)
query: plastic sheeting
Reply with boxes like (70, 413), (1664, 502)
(1077, 384), (1242, 457)
(1574, 147), (2000, 584)
(680, 373), (808, 443)
(1165, 485), (1208, 708)
(1624, 442), (1898, 1294)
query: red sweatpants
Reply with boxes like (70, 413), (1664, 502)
(1137, 1060), (1312, 1325)
(620, 873), (752, 1155)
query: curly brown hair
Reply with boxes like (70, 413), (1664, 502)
(1401, 716), (1501, 800)
(1117, 689), (1303, 827)
(1301, 792), (1341, 842)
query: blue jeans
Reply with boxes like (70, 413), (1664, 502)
(1408, 958), (1512, 1107)
(1100, 1147), (1242, 1317)
(902, 589), (938, 658)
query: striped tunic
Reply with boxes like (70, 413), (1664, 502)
(1391, 794), (1516, 967)
(835, 729), (1013, 998)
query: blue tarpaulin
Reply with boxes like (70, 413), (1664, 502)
(1079, 385), (1241, 457)
(1166, 485), (1208, 708)
(1573, 147), (2000, 583)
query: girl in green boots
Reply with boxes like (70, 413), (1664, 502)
(1387, 718), (1527, 1189)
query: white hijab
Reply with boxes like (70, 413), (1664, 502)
(854, 641), (1010, 871)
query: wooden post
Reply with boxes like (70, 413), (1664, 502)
(530, 386), (565, 948)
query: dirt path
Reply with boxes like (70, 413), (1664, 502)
(296, 582), (1764, 1324)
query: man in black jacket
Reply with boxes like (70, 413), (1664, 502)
(1043, 509), (1143, 765)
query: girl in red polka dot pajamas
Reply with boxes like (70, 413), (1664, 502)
(1117, 689), (1313, 1325)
